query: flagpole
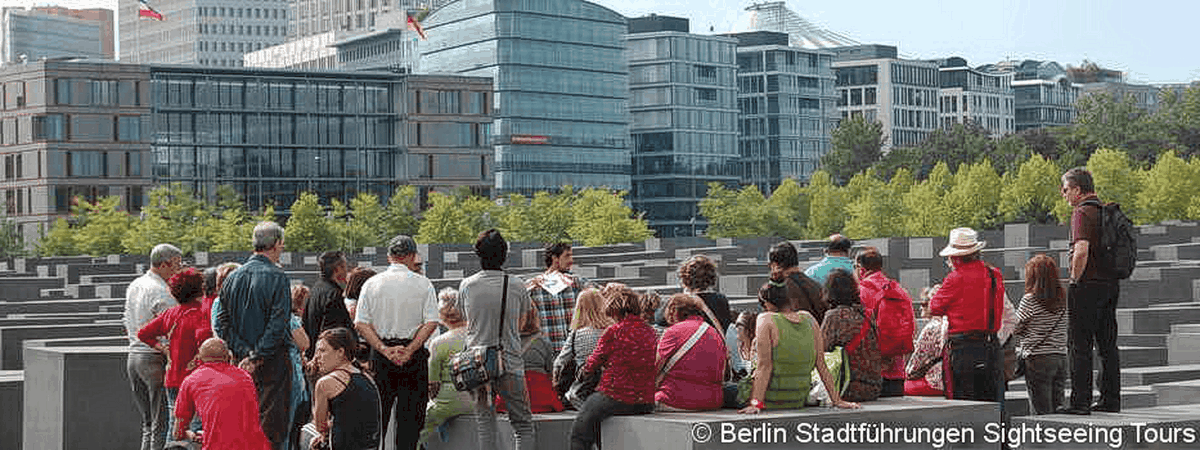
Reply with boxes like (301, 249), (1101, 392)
(136, 0), (141, 64)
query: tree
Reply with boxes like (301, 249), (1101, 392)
(285, 192), (335, 251)
(699, 183), (768, 238)
(998, 154), (1062, 224)
(1136, 151), (1197, 224)
(74, 196), (134, 256)
(384, 185), (420, 238)
(568, 189), (653, 246)
(844, 170), (904, 239)
(943, 160), (1003, 230)
(804, 171), (846, 239)
(822, 116), (885, 185)
(208, 185), (256, 253)
(343, 192), (389, 249)
(902, 162), (955, 236)
(1158, 84), (1200, 158)
(1084, 149), (1143, 223)
(763, 179), (807, 239)
(0, 217), (26, 258)
(500, 187), (575, 243)
(1071, 92), (1170, 165)
(122, 183), (212, 256)
(37, 218), (77, 256)
(416, 192), (479, 244)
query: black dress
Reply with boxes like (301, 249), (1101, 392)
(328, 370), (382, 450)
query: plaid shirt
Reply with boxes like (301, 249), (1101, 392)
(527, 272), (588, 354)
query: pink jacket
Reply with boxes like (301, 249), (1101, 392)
(654, 316), (726, 410)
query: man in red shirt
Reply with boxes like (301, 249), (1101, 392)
(928, 227), (1005, 402)
(174, 338), (271, 450)
(1060, 167), (1121, 415)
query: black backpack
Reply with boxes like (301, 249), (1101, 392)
(1081, 199), (1137, 279)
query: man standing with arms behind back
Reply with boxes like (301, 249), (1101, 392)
(125, 243), (183, 450)
(354, 235), (439, 450)
(1059, 167), (1121, 415)
(214, 221), (293, 450)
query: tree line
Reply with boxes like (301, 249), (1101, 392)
(30, 184), (652, 257)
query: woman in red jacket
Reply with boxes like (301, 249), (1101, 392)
(138, 268), (213, 437)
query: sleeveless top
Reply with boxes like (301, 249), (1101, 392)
(328, 370), (382, 450)
(765, 313), (815, 409)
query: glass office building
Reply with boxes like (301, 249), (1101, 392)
(730, 31), (837, 194)
(150, 66), (493, 212)
(937, 57), (1014, 137)
(627, 16), (739, 237)
(981, 60), (1078, 132)
(831, 44), (940, 151)
(420, 0), (631, 195)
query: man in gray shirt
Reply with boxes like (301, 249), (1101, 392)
(459, 229), (535, 450)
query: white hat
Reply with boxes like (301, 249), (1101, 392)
(939, 227), (986, 257)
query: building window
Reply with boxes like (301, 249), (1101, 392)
(32, 114), (66, 141)
(696, 88), (717, 102)
(696, 65), (717, 80)
(116, 116), (142, 142)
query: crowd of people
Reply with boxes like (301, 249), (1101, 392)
(120, 166), (1123, 450)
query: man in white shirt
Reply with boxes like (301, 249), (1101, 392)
(123, 243), (183, 450)
(354, 235), (439, 450)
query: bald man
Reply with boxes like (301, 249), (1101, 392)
(174, 338), (271, 450)
(805, 233), (855, 285)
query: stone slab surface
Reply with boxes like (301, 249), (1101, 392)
(1012, 404), (1200, 449)
(1, 369), (23, 450)
(0, 323), (126, 370)
(23, 346), (140, 450)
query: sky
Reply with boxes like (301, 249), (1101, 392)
(9, 0), (1199, 83)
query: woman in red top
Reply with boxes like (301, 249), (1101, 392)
(655, 293), (726, 411)
(138, 268), (213, 436)
(569, 284), (656, 450)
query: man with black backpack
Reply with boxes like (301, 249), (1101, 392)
(1059, 167), (1133, 415)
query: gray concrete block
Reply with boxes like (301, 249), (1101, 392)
(1168, 332), (1200, 365)
(0, 277), (66, 302)
(23, 345), (140, 450)
(426, 412), (575, 450)
(0, 370), (22, 450)
(1005, 223), (1030, 248)
(909, 238), (934, 260)
(1012, 403), (1200, 448)
(0, 323), (127, 370)
(1150, 380), (1200, 406)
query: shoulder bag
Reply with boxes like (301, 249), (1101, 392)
(449, 274), (508, 392)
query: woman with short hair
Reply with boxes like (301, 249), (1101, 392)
(568, 284), (657, 450)
(654, 293), (727, 411)
(309, 327), (381, 450)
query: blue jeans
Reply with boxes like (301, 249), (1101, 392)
(472, 372), (535, 450)
(127, 352), (167, 450)
(166, 387), (203, 442)
(569, 391), (652, 450)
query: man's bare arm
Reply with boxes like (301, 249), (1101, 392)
(1070, 240), (1089, 283)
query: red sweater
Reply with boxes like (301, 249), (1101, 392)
(929, 261), (1005, 335)
(138, 302), (214, 388)
(583, 316), (657, 405)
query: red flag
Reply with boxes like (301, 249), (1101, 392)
(406, 12), (426, 40)
(139, 0), (164, 20)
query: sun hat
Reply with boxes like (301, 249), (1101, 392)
(938, 227), (986, 257)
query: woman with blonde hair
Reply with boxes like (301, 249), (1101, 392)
(552, 287), (614, 408)
(1014, 254), (1068, 414)
(419, 288), (474, 447)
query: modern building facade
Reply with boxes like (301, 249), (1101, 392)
(150, 66), (493, 212)
(29, 6), (115, 59)
(981, 60), (1078, 131)
(936, 57), (1014, 137)
(332, 28), (421, 73)
(627, 16), (738, 237)
(0, 61), (153, 244)
(420, 0), (631, 195)
(2, 7), (110, 65)
(831, 44), (939, 151)
(729, 31), (837, 194)
(243, 31), (338, 69)
(291, 0), (454, 39)
(119, 0), (291, 67)
(1080, 81), (1161, 113)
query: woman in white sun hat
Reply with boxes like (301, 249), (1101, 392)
(927, 227), (1007, 402)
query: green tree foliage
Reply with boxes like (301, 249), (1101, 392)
(1083, 148), (1144, 223)
(209, 185), (256, 252)
(1158, 84), (1200, 158)
(822, 116), (885, 185)
(285, 192), (335, 252)
(1072, 92), (1170, 164)
(0, 217), (26, 258)
(1136, 151), (1198, 224)
(37, 218), (77, 256)
(699, 183), (767, 238)
(998, 154), (1062, 224)
(763, 179), (808, 239)
(384, 185), (420, 238)
(944, 160), (1003, 230)
(568, 189), (653, 246)
(498, 188), (575, 243)
(416, 192), (480, 244)
(901, 162), (955, 236)
(342, 193), (389, 250)
(844, 170), (906, 239)
(804, 171), (846, 239)
(123, 183), (212, 256)
(74, 196), (134, 256)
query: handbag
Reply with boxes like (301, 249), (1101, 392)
(552, 332), (578, 396)
(986, 267), (1021, 382)
(1014, 303), (1065, 378)
(809, 309), (870, 404)
(566, 361), (601, 406)
(449, 274), (509, 392)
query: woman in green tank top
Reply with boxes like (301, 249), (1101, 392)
(739, 274), (861, 413)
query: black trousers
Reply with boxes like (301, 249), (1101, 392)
(1068, 280), (1121, 410)
(371, 339), (429, 450)
(252, 353), (293, 450)
(945, 333), (1003, 402)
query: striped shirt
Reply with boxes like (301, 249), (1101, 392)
(1014, 293), (1068, 356)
